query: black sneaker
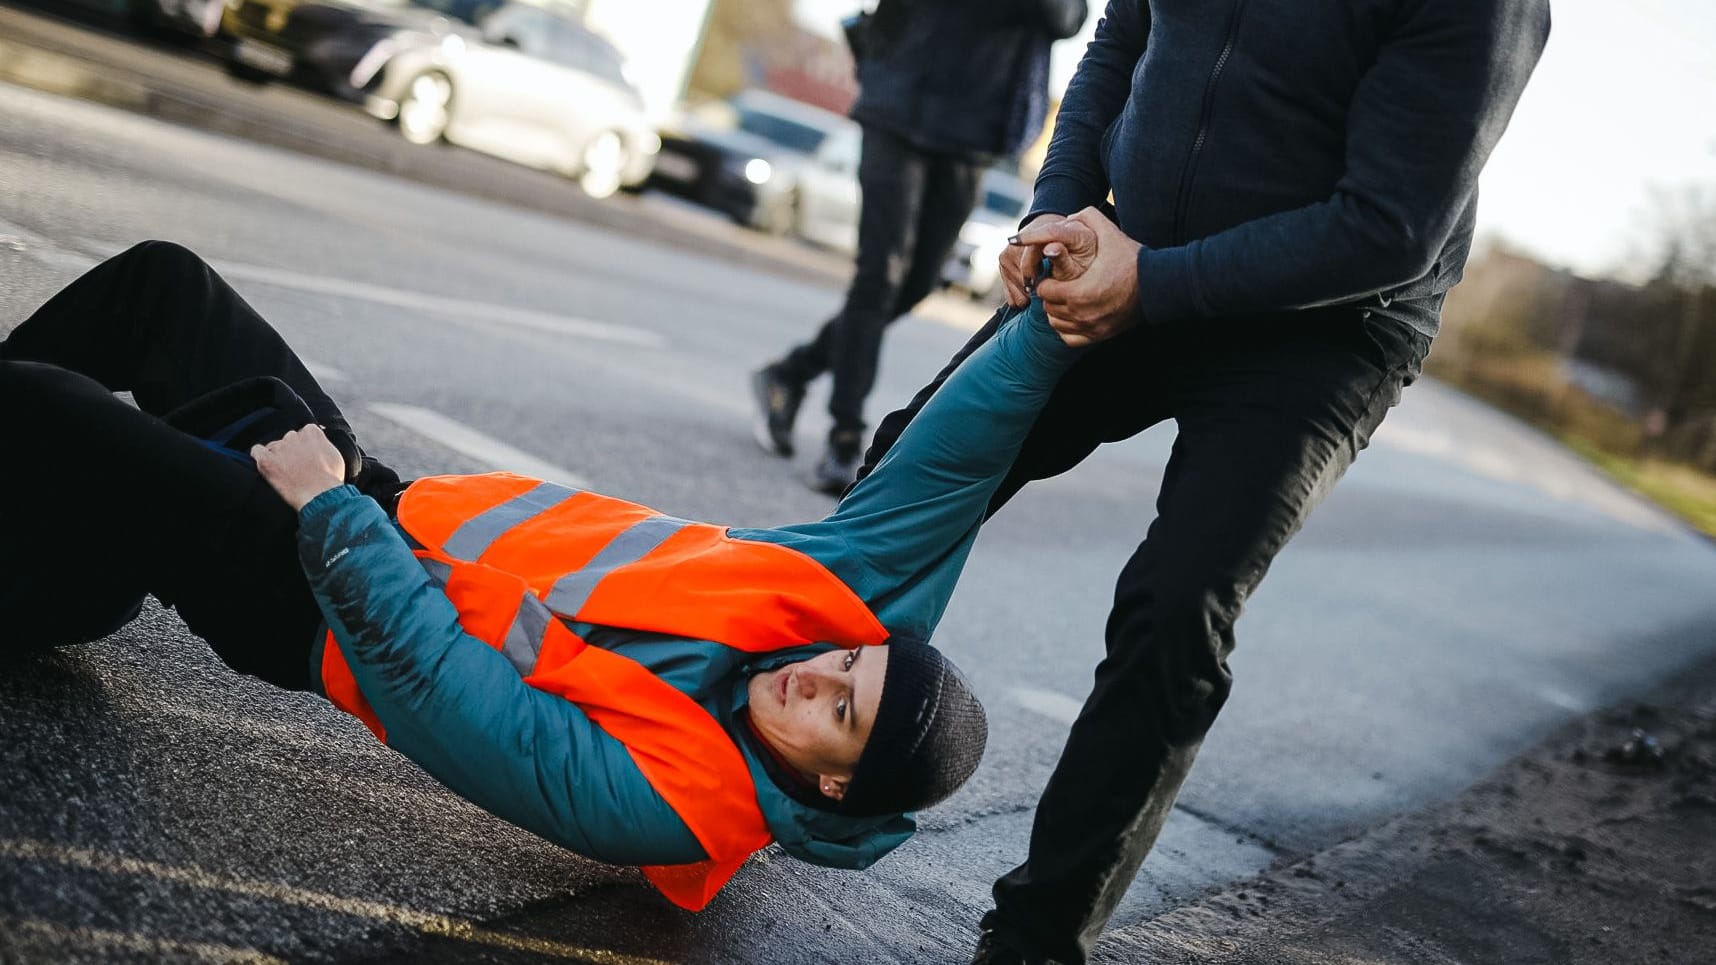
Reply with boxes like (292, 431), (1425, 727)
(970, 930), (1054, 965)
(750, 365), (803, 457)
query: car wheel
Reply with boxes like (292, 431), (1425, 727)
(576, 130), (627, 200)
(397, 71), (454, 146)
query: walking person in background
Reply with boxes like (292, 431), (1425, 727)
(854, 1), (1553, 962)
(752, 0), (1087, 493)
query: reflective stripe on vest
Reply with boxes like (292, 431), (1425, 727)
(318, 472), (889, 911)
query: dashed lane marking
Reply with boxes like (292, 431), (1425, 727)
(0, 916), (285, 964)
(0, 840), (671, 965)
(2, 232), (665, 350)
(208, 259), (668, 350)
(1008, 686), (1084, 726)
(368, 402), (588, 488)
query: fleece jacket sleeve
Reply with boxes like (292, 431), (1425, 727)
(1133, 0), (1551, 323)
(1026, 1), (1150, 223)
(751, 303), (1084, 642)
(295, 486), (706, 867)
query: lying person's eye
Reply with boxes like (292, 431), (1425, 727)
(843, 650), (858, 671)
(836, 697), (848, 721)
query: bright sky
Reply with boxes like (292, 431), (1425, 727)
(794, 0), (1716, 280)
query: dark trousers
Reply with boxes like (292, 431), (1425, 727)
(776, 125), (985, 449)
(860, 304), (1430, 964)
(0, 241), (381, 689)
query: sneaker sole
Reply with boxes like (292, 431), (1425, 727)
(750, 371), (793, 458)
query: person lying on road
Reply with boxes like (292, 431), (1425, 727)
(0, 241), (1084, 910)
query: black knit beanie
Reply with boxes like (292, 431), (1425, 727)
(839, 643), (987, 817)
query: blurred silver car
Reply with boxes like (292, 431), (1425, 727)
(941, 168), (1032, 302)
(651, 90), (861, 240)
(356, 0), (658, 197)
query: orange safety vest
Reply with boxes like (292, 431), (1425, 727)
(318, 472), (890, 910)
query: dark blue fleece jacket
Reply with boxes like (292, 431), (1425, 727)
(1032, 0), (1551, 338)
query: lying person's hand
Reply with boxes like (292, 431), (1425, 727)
(999, 212), (1064, 307)
(1014, 207), (1144, 347)
(252, 424), (348, 512)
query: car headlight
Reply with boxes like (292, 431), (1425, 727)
(743, 158), (773, 185)
(440, 33), (464, 55)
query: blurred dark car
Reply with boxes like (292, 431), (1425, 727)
(141, 0), (225, 37)
(220, 0), (458, 94)
(41, 0), (225, 39)
(650, 89), (861, 237)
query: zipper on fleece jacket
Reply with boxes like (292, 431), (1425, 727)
(1171, 0), (1249, 245)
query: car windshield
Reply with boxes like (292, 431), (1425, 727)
(735, 108), (827, 155)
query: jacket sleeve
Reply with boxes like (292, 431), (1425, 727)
(1027, 1), (1149, 222)
(296, 487), (707, 867)
(767, 305), (1084, 639)
(1133, 0), (1551, 324)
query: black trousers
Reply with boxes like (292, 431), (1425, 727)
(776, 124), (985, 448)
(0, 241), (388, 690)
(860, 303), (1430, 963)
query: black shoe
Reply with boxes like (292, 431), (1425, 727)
(809, 439), (861, 496)
(970, 930), (1031, 965)
(750, 365), (804, 457)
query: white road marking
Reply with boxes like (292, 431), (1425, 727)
(0, 915), (283, 964)
(368, 403), (588, 488)
(0, 216), (67, 255)
(1535, 685), (1590, 713)
(1009, 686), (1084, 726)
(206, 259), (668, 349)
(0, 840), (671, 965)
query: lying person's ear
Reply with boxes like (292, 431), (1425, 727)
(818, 774), (850, 801)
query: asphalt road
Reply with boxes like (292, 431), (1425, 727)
(3, 80), (1716, 965)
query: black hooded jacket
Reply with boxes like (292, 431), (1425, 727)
(1032, 0), (1552, 338)
(851, 0), (1089, 160)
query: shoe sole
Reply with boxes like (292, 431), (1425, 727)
(750, 370), (793, 458)
(809, 475), (849, 497)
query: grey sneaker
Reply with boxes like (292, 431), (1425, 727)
(809, 431), (863, 496)
(809, 448), (860, 496)
(750, 365), (804, 457)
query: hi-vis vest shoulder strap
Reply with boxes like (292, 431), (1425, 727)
(318, 472), (890, 911)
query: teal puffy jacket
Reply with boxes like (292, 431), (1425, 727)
(293, 304), (1082, 874)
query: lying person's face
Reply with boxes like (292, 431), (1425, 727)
(746, 644), (890, 802)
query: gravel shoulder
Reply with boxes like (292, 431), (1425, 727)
(1096, 650), (1716, 964)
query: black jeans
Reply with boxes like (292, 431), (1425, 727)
(776, 124), (985, 450)
(0, 241), (389, 689)
(860, 304), (1430, 964)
